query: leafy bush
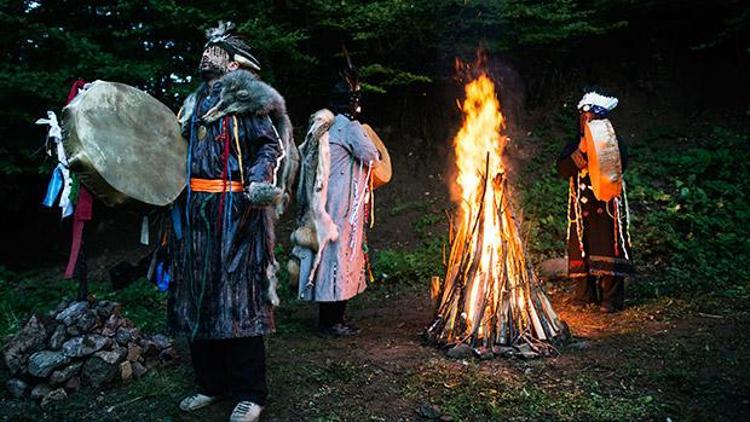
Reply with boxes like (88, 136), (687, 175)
(520, 120), (750, 299)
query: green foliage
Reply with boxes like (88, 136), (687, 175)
(626, 125), (750, 297)
(99, 278), (167, 333)
(520, 118), (750, 299)
(373, 239), (445, 284)
(0, 266), (77, 339)
(411, 361), (661, 420)
(5, 0), (746, 177)
(0, 266), (167, 343)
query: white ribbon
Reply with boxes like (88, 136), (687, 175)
(36, 111), (73, 218)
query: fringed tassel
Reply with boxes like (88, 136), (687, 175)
(349, 161), (373, 260)
(612, 198), (620, 257)
(622, 180), (632, 250)
(569, 174), (585, 258)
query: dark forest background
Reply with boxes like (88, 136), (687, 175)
(0, 2), (749, 420)
(1, 0), (748, 279)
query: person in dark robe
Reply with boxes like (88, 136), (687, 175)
(556, 91), (634, 313)
(167, 21), (293, 422)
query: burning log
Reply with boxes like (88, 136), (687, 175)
(426, 73), (567, 357)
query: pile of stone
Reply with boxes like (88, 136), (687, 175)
(2, 299), (177, 406)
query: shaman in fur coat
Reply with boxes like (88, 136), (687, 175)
(168, 69), (295, 339)
(290, 111), (380, 302)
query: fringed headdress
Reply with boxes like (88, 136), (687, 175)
(204, 21), (261, 71)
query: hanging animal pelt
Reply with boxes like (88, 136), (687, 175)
(287, 109), (338, 286)
(181, 69), (300, 217)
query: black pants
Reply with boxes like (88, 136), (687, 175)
(189, 336), (267, 406)
(574, 275), (625, 309)
(318, 301), (347, 329)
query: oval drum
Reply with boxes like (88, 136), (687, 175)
(584, 118), (622, 202)
(63, 81), (186, 207)
(361, 123), (392, 189)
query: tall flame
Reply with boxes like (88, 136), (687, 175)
(427, 70), (564, 352)
(454, 74), (506, 210)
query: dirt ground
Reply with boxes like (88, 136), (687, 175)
(3, 278), (747, 421)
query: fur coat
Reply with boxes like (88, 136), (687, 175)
(168, 69), (292, 339)
(289, 112), (380, 302)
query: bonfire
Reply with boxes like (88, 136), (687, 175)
(426, 70), (567, 357)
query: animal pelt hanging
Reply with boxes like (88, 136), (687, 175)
(287, 109), (338, 286)
(179, 69), (300, 217)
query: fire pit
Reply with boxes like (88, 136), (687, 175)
(426, 71), (568, 358)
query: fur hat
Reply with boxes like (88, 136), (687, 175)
(577, 91), (619, 116)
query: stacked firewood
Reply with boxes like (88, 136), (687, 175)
(426, 161), (568, 358)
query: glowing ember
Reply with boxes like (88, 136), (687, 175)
(427, 72), (566, 355)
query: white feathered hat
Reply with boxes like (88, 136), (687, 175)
(577, 91), (619, 113)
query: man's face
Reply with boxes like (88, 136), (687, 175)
(199, 45), (231, 80)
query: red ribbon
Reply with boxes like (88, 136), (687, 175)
(63, 78), (93, 278)
(64, 187), (93, 278)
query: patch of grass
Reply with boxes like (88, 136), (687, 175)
(98, 278), (167, 334)
(0, 266), (168, 344)
(389, 199), (434, 216)
(519, 116), (750, 299)
(407, 362), (661, 420)
(372, 238), (445, 284)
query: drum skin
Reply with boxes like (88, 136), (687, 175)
(63, 81), (186, 207)
(361, 123), (392, 189)
(584, 119), (622, 202)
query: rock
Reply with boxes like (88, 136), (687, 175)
(30, 383), (51, 401)
(64, 376), (81, 392)
(538, 257), (567, 280)
(159, 347), (179, 363)
(446, 344), (472, 359)
(150, 334), (172, 350)
(101, 314), (122, 337)
(75, 310), (98, 332)
(417, 403), (443, 419)
(66, 325), (80, 337)
(492, 346), (515, 358)
(82, 355), (118, 387)
(472, 347), (494, 360)
(515, 343), (540, 360)
(56, 301), (88, 326)
(140, 340), (160, 361)
(126, 344), (143, 362)
(115, 327), (133, 345)
(3, 315), (53, 375)
(120, 360), (133, 382)
(28, 350), (70, 378)
(48, 324), (67, 350)
(50, 362), (83, 385)
(131, 361), (147, 379)
(95, 301), (118, 319)
(62, 335), (110, 358)
(55, 300), (70, 313)
(6, 378), (27, 398)
(41, 388), (67, 407)
(95, 347), (127, 365)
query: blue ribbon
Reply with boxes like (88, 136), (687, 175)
(42, 165), (63, 207)
(155, 262), (171, 292)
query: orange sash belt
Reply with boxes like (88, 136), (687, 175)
(190, 178), (243, 193)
